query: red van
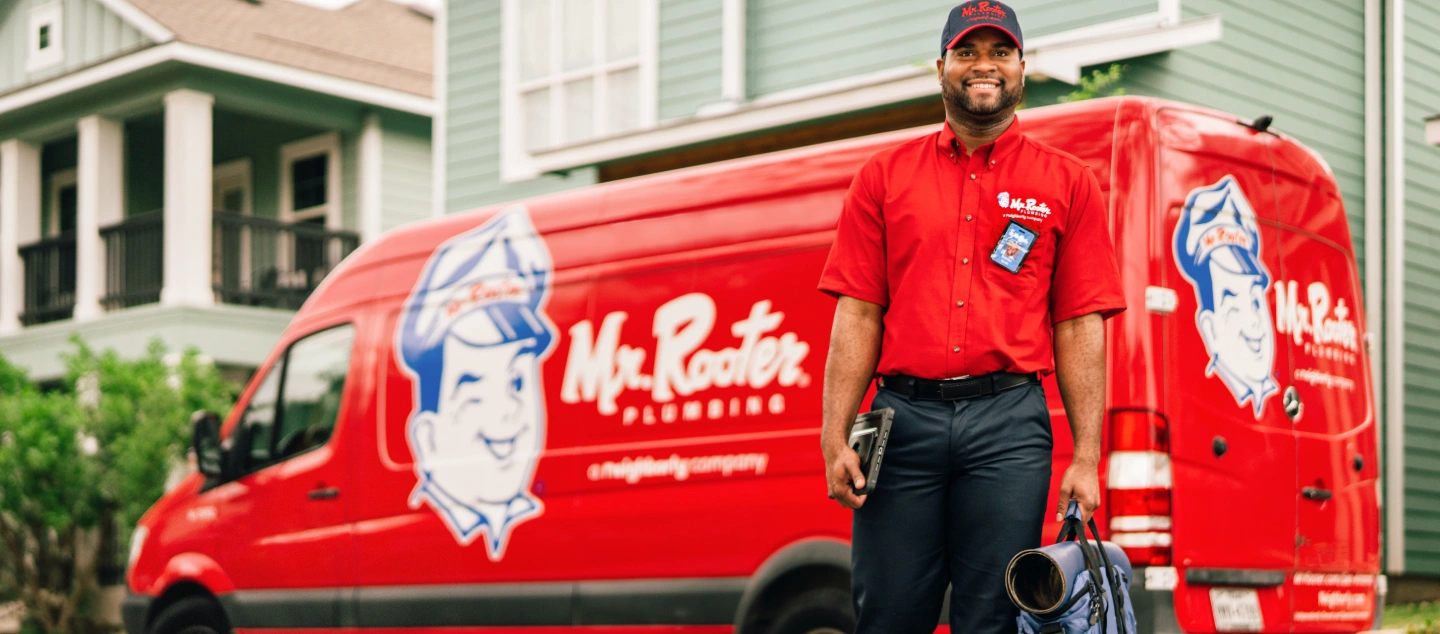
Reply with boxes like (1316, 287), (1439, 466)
(122, 96), (1381, 634)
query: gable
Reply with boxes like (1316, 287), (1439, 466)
(0, 0), (152, 95)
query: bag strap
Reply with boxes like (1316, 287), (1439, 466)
(1056, 501), (1108, 628)
(1085, 515), (1132, 634)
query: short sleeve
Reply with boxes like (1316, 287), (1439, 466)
(818, 158), (889, 307)
(1050, 166), (1126, 324)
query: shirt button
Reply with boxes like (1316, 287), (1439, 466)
(966, 214), (973, 221)
(957, 301), (965, 307)
(953, 346), (960, 353)
(970, 174), (977, 180)
(991, 160), (996, 165)
(962, 258), (969, 264)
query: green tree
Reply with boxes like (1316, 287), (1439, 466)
(0, 339), (238, 634)
(1059, 63), (1128, 103)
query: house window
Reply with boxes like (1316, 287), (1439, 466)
(279, 133), (343, 289)
(280, 133), (341, 228)
(505, 0), (657, 151)
(292, 155), (329, 211)
(27, 4), (63, 72)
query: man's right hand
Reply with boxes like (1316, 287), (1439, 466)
(820, 296), (883, 511)
(825, 444), (868, 509)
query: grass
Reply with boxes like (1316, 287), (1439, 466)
(1386, 602), (1440, 632)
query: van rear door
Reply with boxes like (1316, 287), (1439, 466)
(1270, 141), (1381, 631)
(1158, 108), (1295, 633)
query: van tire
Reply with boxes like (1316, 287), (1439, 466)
(148, 596), (230, 634)
(768, 587), (855, 634)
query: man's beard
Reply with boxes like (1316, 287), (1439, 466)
(942, 77), (1023, 118)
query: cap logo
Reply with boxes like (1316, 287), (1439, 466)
(963, 1), (1007, 20)
(443, 273), (527, 318)
(1198, 225), (1252, 253)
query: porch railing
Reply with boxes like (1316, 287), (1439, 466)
(100, 210), (164, 310)
(95, 211), (360, 314)
(212, 212), (360, 310)
(19, 233), (77, 326)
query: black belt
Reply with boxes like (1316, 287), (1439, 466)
(879, 371), (1038, 401)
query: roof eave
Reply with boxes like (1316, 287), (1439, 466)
(0, 41), (434, 119)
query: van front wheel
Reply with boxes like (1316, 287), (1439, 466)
(149, 596), (231, 634)
(768, 587), (855, 634)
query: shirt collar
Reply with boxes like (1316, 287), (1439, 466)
(935, 115), (1024, 164)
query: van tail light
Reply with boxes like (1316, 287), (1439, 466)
(1106, 410), (1172, 567)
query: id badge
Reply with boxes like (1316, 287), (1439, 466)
(990, 220), (1039, 274)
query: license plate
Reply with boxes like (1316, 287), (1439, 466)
(1210, 588), (1264, 631)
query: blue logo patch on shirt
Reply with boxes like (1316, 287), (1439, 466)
(990, 220), (1039, 274)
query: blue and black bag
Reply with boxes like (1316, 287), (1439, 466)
(1006, 501), (1137, 634)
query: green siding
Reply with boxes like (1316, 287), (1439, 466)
(658, 0), (722, 119)
(380, 115), (432, 232)
(1023, 0), (1368, 274)
(1402, 0), (1440, 576)
(746, 0), (1155, 97)
(0, 0), (150, 93)
(444, 0), (595, 214)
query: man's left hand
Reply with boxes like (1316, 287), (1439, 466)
(1056, 461), (1101, 523)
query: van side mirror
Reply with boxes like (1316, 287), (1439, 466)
(191, 410), (225, 479)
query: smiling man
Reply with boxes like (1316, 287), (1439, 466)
(817, 2), (1127, 632)
(397, 205), (557, 561)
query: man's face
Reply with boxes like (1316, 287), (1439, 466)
(1199, 262), (1275, 386)
(413, 336), (543, 507)
(938, 28), (1025, 119)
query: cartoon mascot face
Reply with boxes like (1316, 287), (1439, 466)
(1173, 176), (1279, 418)
(395, 205), (557, 560)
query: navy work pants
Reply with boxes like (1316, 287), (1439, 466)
(852, 382), (1053, 634)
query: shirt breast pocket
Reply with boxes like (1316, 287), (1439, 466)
(982, 219), (1052, 294)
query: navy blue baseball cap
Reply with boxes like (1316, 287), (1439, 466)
(941, 1), (1024, 58)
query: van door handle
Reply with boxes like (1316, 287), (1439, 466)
(1302, 486), (1332, 501)
(307, 487), (340, 500)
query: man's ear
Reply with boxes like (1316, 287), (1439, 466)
(936, 55), (946, 77)
(409, 411), (437, 464)
(1197, 310), (1218, 352)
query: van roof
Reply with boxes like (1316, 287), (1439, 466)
(298, 96), (1336, 321)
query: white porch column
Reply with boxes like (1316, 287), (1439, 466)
(359, 112), (383, 243)
(75, 116), (125, 321)
(161, 89), (214, 308)
(0, 140), (41, 335)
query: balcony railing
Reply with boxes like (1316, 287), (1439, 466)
(94, 211), (360, 314)
(19, 233), (77, 326)
(101, 210), (164, 310)
(212, 212), (359, 310)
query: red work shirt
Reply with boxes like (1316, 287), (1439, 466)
(818, 118), (1125, 380)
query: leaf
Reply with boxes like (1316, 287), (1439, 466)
(1059, 63), (1128, 103)
(0, 339), (240, 633)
